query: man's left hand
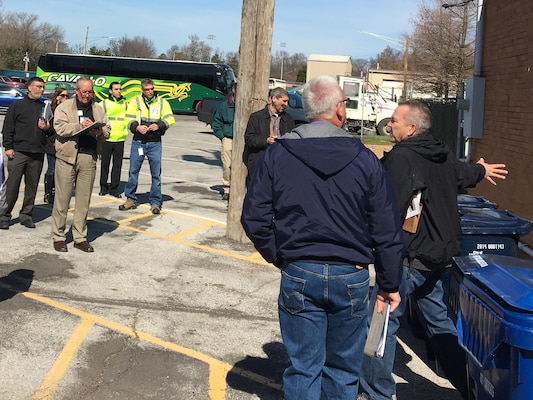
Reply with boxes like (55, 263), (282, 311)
(477, 157), (508, 185)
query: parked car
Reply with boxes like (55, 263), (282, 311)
(286, 92), (307, 126)
(0, 75), (20, 88)
(10, 76), (28, 89)
(43, 82), (76, 99)
(197, 91), (308, 127)
(0, 84), (25, 113)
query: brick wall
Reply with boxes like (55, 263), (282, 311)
(469, 1), (533, 248)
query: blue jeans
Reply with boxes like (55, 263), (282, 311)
(124, 140), (162, 207)
(279, 262), (370, 400)
(360, 266), (467, 400)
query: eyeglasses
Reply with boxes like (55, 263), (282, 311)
(78, 90), (94, 95)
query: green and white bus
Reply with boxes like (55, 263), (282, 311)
(36, 53), (236, 113)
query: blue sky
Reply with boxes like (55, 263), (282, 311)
(4, 0), (420, 59)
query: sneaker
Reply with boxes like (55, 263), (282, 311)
(118, 198), (137, 211)
(150, 205), (161, 215)
(0, 220), (9, 230)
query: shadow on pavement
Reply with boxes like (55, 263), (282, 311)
(0, 269), (34, 302)
(227, 341), (287, 399)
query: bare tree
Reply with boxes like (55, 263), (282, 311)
(0, 11), (64, 69)
(370, 46), (404, 70)
(225, 51), (239, 74)
(110, 36), (156, 58)
(410, 0), (476, 98)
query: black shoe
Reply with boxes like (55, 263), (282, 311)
(20, 219), (36, 229)
(99, 190), (108, 196)
(0, 220), (9, 230)
(222, 193), (230, 201)
(109, 193), (122, 198)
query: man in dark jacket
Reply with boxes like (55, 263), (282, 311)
(359, 100), (508, 400)
(241, 75), (404, 400)
(0, 77), (51, 229)
(212, 82), (236, 200)
(243, 87), (295, 186)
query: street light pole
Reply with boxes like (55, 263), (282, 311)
(83, 26), (89, 55)
(278, 42), (286, 80)
(207, 34), (216, 62)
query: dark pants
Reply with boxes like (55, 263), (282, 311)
(99, 141), (124, 195)
(0, 151), (44, 222)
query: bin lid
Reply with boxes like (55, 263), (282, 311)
(457, 194), (497, 209)
(458, 254), (533, 312)
(460, 208), (533, 236)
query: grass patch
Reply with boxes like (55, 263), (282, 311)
(358, 135), (392, 146)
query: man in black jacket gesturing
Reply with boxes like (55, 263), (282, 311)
(359, 100), (508, 400)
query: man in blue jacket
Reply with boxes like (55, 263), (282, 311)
(241, 75), (405, 400)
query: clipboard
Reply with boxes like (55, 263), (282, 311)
(73, 121), (106, 136)
(364, 300), (391, 358)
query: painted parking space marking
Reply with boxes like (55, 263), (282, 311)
(22, 291), (283, 399)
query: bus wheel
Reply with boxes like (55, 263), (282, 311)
(376, 118), (391, 136)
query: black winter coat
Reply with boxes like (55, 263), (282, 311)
(382, 133), (485, 270)
(243, 106), (295, 184)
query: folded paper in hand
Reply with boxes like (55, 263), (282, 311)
(403, 190), (422, 233)
(74, 121), (106, 136)
(364, 300), (391, 358)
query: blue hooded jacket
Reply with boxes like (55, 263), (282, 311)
(241, 122), (404, 292)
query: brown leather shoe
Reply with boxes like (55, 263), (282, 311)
(53, 241), (68, 252)
(74, 241), (94, 253)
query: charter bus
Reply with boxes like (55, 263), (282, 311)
(36, 53), (236, 113)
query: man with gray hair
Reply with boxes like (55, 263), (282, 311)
(243, 86), (295, 186)
(51, 77), (110, 252)
(241, 75), (404, 399)
(359, 100), (508, 400)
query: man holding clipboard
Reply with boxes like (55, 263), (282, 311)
(51, 77), (110, 253)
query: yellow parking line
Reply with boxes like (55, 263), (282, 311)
(32, 319), (94, 400)
(170, 221), (217, 239)
(22, 291), (282, 399)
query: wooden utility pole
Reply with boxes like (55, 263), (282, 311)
(226, 0), (275, 242)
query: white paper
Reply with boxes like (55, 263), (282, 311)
(405, 191), (422, 219)
(73, 121), (106, 136)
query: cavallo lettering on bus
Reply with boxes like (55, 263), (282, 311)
(46, 74), (107, 88)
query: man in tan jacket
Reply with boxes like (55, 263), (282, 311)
(51, 77), (110, 253)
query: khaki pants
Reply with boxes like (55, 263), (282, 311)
(221, 137), (232, 194)
(51, 153), (97, 243)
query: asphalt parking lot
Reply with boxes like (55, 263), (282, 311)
(0, 114), (461, 400)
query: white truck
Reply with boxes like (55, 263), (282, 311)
(338, 76), (397, 135)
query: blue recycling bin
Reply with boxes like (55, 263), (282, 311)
(455, 254), (533, 400)
(460, 208), (532, 258)
(457, 194), (498, 210)
(447, 209), (533, 318)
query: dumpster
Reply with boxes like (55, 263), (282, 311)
(448, 210), (533, 318)
(460, 209), (532, 258)
(455, 254), (533, 400)
(457, 194), (497, 210)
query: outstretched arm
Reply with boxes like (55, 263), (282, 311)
(476, 157), (508, 185)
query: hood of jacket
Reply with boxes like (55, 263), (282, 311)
(391, 132), (449, 163)
(279, 121), (364, 178)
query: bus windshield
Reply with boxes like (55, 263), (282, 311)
(36, 53), (236, 113)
